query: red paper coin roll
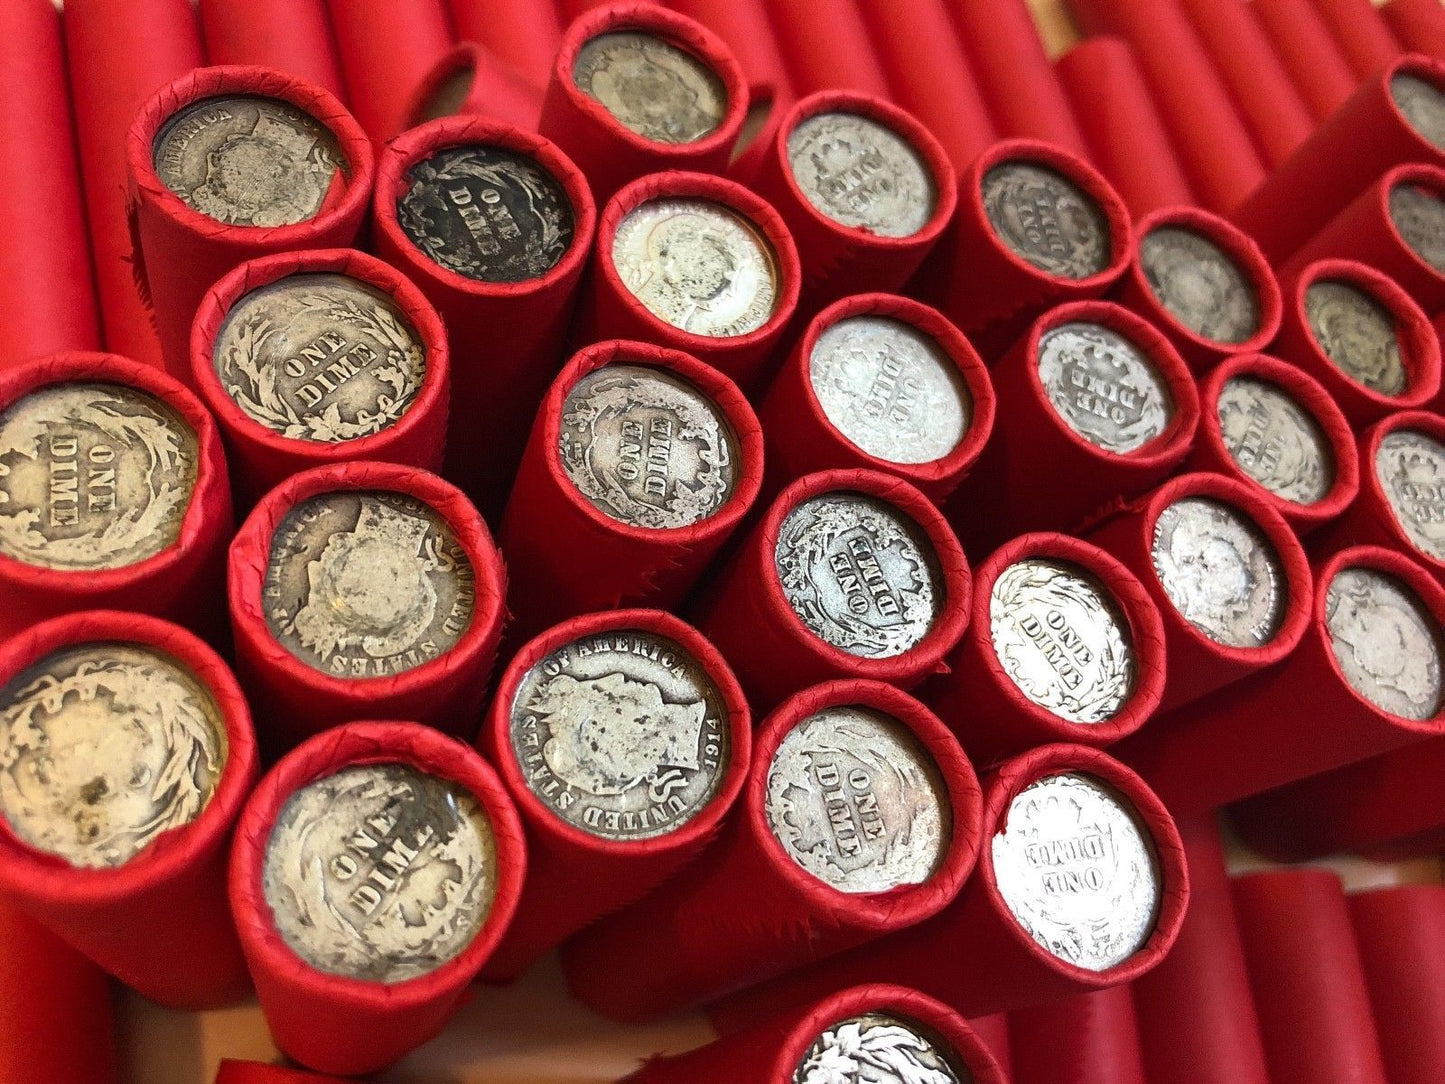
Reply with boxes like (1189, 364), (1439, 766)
(1008, 986), (1148, 1084)
(403, 42), (546, 134)
(0, 611), (259, 1008)
(228, 721), (526, 1075)
(448, 0), (562, 88)
(1384, 0), (1445, 61)
(765, 0), (890, 100)
(215, 1063), (347, 1084)
(1350, 885), (1445, 1084)
(325, 0), (453, 143)
(564, 680), (982, 1021)
(198, 0), (346, 100)
(969, 1013), (1013, 1077)
(1312, 0), (1405, 80)
(1252, 0), (1360, 122)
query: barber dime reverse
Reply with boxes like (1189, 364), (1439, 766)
(1036, 323), (1173, 454)
(1305, 280), (1408, 397)
(981, 161), (1111, 280)
(1215, 376), (1334, 506)
(1375, 429), (1445, 562)
(793, 1013), (969, 1084)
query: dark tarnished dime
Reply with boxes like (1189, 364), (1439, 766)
(1138, 226), (1260, 344)
(1389, 183), (1445, 272)
(1216, 376), (1334, 506)
(0, 383), (198, 571)
(1326, 566), (1445, 720)
(1037, 323), (1174, 454)
(1376, 428), (1445, 562)
(786, 111), (937, 238)
(981, 161), (1111, 280)
(1305, 280), (1408, 396)
(1392, 72), (1445, 151)
(794, 1013), (968, 1084)
(572, 31), (727, 144)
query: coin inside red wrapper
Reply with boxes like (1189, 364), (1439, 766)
(404, 41), (546, 133)
(1009, 986), (1149, 1084)
(1349, 886), (1445, 1084)
(214, 1062), (348, 1084)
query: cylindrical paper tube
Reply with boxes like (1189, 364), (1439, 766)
(1350, 886), (1445, 1084)
(670, 0), (792, 101)
(968, 1013), (1013, 1078)
(448, 0), (562, 87)
(766, 0), (890, 100)
(1384, 0), (1445, 61)
(198, 0), (345, 99)
(215, 1064), (347, 1084)
(1009, 986), (1147, 1084)
(1254, 0), (1360, 121)
(1313, 0), (1404, 80)
(325, 0), (453, 142)
(403, 41), (545, 133)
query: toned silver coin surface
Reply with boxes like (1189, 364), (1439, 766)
(793, 1013), (968, 1084)
(397, 145), (576, 283)
(572, 31), (727, 144)
(809, 316), (971, 466)
(1216, 376), (1334, 506)
(0, 643), (226, 869)
(991, 772), (1161, 972)
(263, 491), (475, 678)
(1036, 323), (1174, 454)
(612, 198), (779, 337)
(981, 161), (1111, 280)
(508, 629), (730, 841)
(1375, 428), (1445, 562)
(1389, 183), (1445, 273)
(1138, 226), (1260, 344)
(1325, 567), (1444, 720)
(152, 95), (345, 227)
(1392, 73), (1445, 151)
(262, 763), (497, 983)
(1305, 280), (1408, 397)
(990, 559), (1136, 725)
(558, 364), (739, 529)
(0, 382), (198, 571)
(786, 111), (937, 238)
(775, 493), (943, 660)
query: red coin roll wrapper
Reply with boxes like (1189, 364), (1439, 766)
(198, 0), (345, 100)
(448, 0), (561, 88)
(1255, 0), (1360, 121)
(968, 1013), (1013, 1078)
(766, 0), (890, 100)
(1312, 0), (1404, 79)
(1383, 0), (1445, 61)
(1009, 986), (1148, 1084)
(215, 1063), (348, 1084)
(1350, 886), (1445, 1084)
(403, 42), (545, 134)
(227, 462), (507, 753)
(564, 681), (983, 1021)
(0, 611), (258, 1008)
(325, 0), (453, 143)
(229, 721), (526, 1076)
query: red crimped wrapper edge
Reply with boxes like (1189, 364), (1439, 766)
(1349, 886), (1445, 1084)
(1008, 986), (1149, 1084)
(403, 41), (545, 134)
(215, 1061), (349, 1084)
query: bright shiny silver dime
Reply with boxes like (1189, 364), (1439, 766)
(990, 559), (1136, 725)
(981, 161), (1111, 280)
(263, 491), (475, 678)
(991, 772), (1161, 972)
(262, 762), (497, 983)
(1036, 322), (1174, 454)
(1216, 376), (1334, 506)
(786, 111), (937, 238)
(1375, 428), (1445, 562)
(794, 1013), (968, 1084)
(0, 382), (198, 571)
(0, 643), (226, 870)
(1389, 183), (1445, 273)
(1391, 72), (1445, 151)
(774, 492), (943, 660)
(508, 629), (729, 841)
(1325, 566), (1445, 720)
(572, 31), (727, 144)
(1138, 226), (1260, 344)
(808, 316), (971, 466)
(397, 145), (576, 283)
(1305, 280), (1408, 397)
(151, 95), (345, 227)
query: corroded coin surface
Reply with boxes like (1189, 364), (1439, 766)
(1305, 280), (1408, 396)
(0, 643), (226, 869)
(775, 493), (943, 660)
(263, 491), (475, 678)
(262, 763), (497, 983)
(990, 559), (1136, 725)
(558, 364), (739, 529)
(809, 316), (971, 466)
(397, 145), (576, 283)
(573, 31), (727, 144)
(1216, 376), (1334, 505)
(1138, 226), (1260, 344)
(1376, 428), (1445, 562)
(1392, 72), (1445, 151)
(991, 772), (1161, 972)
(0, 383), (198, 571)
(786, 112), (937, 238)
(981, 161), (1111, 280)
(508, 629), (729, 841)
(1389, 183), (1445, 273)
(1325, 567), (1444, 720)
(152, 95), (345, 227)
(794, 1013), (968, 1084)
(765, 706), (950, 895)
(1037, 323), (1173, 454)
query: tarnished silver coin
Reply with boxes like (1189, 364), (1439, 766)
(263, 491), (475, 678)
(765, 706), (950, 895)
(1389, 183), (1445, 273)
(1325, 566), (1444, 720)
(1138, 226), (1260, 344)
(262, 763), (497, 983)
(0, 643), (226, 869)
(508, 629), (729, 841)
(809, 316), (971, 466)
(397, 145), (576, 283)
(611, 198), (779, 337)
(990, 559), (1136, 725)
(794, 1013), (968, 1084)
(573, 31), (727, 144)
(1305, 280), (1408, 397)
(1216, 376), (1334, 506)
(981, 161), (1111, 280)
(1037, 323), (1174, 454)
(152, 95), (345, 227)
(991, 772), (1161, 972)
(1391, 72), (1445, 151)
(1376, 428), (1445, 562)
(558, 364), (739, 529)
(786, 112), (937, 238)
(0, 383), (198, 571)
(775, 493), (943, 660)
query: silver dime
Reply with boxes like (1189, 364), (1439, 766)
(1325, 566), (1444, 721)
(572, 31), (727, 144)
(0, 643), (226, 869)
(0, 382), (198, 571)
(1391, 72), (1445, 151)
(1305, 280), (1408, 397)
(1216, 376), (1334, 506)
(397, 145), (576, 283)
(981, 161), (1111, 280)
(775, 493), (943, 660)
(262, 763), (497, 983)
(1037, 323), (1174, 454)
(786, 111), (938, 238)
(794, 1013), (968, 1084)
(809, 316), (971, 466)
(1389, 183), (1445, 273)
(990, 559), (1136, 725)
(1376, 428), (1445, 562)
(152, 95), (345, 227)
(1138, 226), (1260, 344)
(611, 198), (779, 337)
(558, 364), (739, 529)
(262, 491), (475, 678)
(507, 629), (730, 841)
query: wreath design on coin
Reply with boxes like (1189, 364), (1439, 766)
(798, 1020), (958, 1084)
